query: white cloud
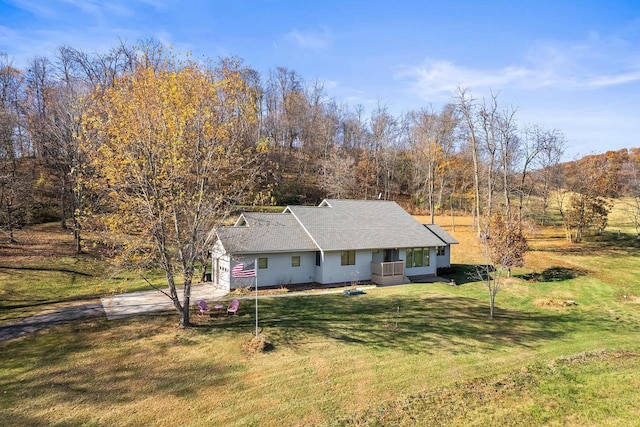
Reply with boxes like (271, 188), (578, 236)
(584, 71), (640, 88)
(397, 60), (540, 99)
(399, 32), (640, 101)
(285, 27), (331, 50)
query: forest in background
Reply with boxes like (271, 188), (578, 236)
(1, 40), (639, 246)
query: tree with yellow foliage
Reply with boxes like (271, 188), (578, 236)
(83, 48), (265, 327)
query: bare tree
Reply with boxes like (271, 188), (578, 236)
(264, 67), (306, 152)
(368, 103), (401, 200)
(456, 87), (482, 233)
(530, 127), (565, 225)
(478, 93), (500, 219)
(321, 145), (356, 198)
(496, 103), (519, 217)
(0, 54), (28, 242)
(22, 48), (95, 252)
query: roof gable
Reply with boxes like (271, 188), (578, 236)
(286, 199), (443, 251)
(216, 212), (317, 254)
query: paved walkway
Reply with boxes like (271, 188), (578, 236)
(100, 283), (228, 320)
(0, 283), (228, 342)
(0, 302), (105, 342)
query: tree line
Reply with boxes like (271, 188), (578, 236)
(1, 41), (639, 324)
(2, 43), (638, 237)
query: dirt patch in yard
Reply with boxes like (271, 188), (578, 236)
(533, 298), (579, 309)
(622, 295), (640, 304)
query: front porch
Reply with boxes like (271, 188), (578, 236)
(371, 261), (406, 285)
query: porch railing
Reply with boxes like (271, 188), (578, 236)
(371, 261), (404, 284)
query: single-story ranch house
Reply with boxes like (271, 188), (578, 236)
(211, 199), (458, 290)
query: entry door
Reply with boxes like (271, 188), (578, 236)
(383, 249), (398, 262)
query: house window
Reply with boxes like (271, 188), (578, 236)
(406, 248), (430, 268)
(436, 246), (446, 256)
(316, 251), (321, 266)
(341, 250), (355, 266)
(292, 256), (300, 267)
(258, 257), (268, 269)
(414, 248), (423, 267)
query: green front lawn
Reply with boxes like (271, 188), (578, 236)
(1, 216), (639, 425)
(1, 277), (639, 426)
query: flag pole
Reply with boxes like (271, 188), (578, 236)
(255, 257), (259, 338)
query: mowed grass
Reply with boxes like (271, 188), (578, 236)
(1, 212), (640, 426)
(0, 223), (167, 325)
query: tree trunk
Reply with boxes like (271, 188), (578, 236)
(60, 192), (67, 230)
(472, 143), (481, 234)
(489, 288), (496, 319)
(450, 193), (455, 232)
(428, 174), (435, 225)
(73, 227), (81, 254)
(4, 203), (17, 243)
(181, 280), (192, 328)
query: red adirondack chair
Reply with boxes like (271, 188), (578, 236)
(198, 300), (211, 316)
(227, 299), (239, 315)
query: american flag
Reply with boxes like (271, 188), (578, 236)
(231, 261), (256, 278)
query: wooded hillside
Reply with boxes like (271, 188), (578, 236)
(1, 43), (639, 244)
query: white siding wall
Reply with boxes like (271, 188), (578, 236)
(436, 246), (452, 269)
(231, 252), (316, 289)
(320, 250), (373, 284)
(314, 252), (324, 283)
(215, 245), (447, 289)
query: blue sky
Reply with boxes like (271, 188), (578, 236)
(1, 0), (639, 159)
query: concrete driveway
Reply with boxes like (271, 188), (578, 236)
(0, 283), (228, 342)
(101, 283), (228, 320)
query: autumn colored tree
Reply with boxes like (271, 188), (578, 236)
(474, 213), (528, 318)
(560, 156), (613, 242)
(407, 105), (458, 223)
(84, 48), (265, 327)
(563, 193), (611, 242)
(622, 148), (640, 236)
(444, 149), (476, 223)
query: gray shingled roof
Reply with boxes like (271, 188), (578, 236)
(285, 199), (443, 251)
(216, 212), (318, 254)
(216, 199), (449, 254)
(423, 224), (459, 245)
